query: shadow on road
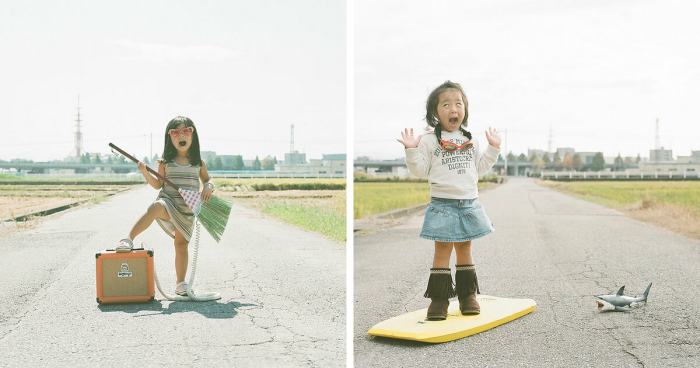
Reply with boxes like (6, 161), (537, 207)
(97, 300), (257, 319)
(366, 335), (435, 348)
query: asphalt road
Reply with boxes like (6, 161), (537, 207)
(0, 186), (346, 367)
(354, 177), (700, 367)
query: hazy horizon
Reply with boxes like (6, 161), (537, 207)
(2, 0), (346, 163)
(354, 0), (700, 161)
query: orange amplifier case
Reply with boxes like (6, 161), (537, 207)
(96, 248), (155, 304)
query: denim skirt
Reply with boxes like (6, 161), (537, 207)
(420, 197), (495, 242)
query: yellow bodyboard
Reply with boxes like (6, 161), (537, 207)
(368, 295), (536, 343)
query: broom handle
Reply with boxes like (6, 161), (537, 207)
(109, 143), (180, 191)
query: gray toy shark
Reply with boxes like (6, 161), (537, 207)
(595, 282), (652, 312)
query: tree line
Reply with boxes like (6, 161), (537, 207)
(203, 155), (278, 171)
(501, 151), (642, 172)
(79, 152), (279, 171)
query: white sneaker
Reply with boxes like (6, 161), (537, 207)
(115, 238), (133, 253)
(175, 281), (193, 296)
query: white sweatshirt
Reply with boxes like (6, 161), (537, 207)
(404, 129), (500, 200)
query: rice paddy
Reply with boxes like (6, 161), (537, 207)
(354, 181), (495, 219)
(214, 178), (347, 242)
(0, 179), (139, 220)
(540, 180), (700, 242)
(540, 180), (700, 214)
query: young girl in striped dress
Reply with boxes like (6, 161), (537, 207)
(116, 116), (215, 296)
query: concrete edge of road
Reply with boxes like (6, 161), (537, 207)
(353, 202), (428, 232)
(352, 180), (504, 233)
(1, 187), (133, 223)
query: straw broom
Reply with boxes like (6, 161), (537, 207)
(109, 143), (232, 242)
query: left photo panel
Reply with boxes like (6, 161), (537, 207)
(1, 1), (347, 366)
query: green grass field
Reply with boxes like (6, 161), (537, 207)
(262, 195), (346, 242)
(214, 178), (345, 186)
(215, 177), (347, 241)
(542, 181), (700, 213)
(0, 174), (23, 181)
(353, 181), (494, 219)
(2, 175), (347, 240)
(354, 182), (429, 219)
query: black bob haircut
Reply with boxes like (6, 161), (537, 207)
(160, 116), (202, 166)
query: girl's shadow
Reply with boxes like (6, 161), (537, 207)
(97, 299), (257, 319)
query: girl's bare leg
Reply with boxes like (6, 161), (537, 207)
(432, 241), (454, 268)
(128, 202), (170, 240)
(454, 241), (473, 265)
(174, 229), (189, 283)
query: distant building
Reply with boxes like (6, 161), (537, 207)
(276, 153), (346, 176)
(640, 150), (700, 172)
(354, 157), (409, 176)
(640, 160), (700, 172)
(691, 151), (700, 161)
(285, 151), (307, 165)
(650, 147), (673, 162)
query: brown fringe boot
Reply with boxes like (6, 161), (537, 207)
(424, 268), (456, 320)
(455, 264), (480, 315)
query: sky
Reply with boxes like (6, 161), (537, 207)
(1, 0), (346, 163)
(354, 0), (700, 160)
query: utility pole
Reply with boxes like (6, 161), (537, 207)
(655, 118), (660, 150)
(290, 124), (295, 154)
(504, 129), (508, 176)
(74, 95), (83, 158)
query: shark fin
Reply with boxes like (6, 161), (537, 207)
(615, 306), (633, 311)
(616, 286), (625, 296)
(642, 282), (652, 301)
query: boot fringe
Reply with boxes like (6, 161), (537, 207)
(423, 268), (456, 298)
(455, 264), (480, 296)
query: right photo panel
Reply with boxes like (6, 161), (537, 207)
(353, 1), (700, 366)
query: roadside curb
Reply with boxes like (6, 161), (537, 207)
(375, 202), (428, 219)
(354, 202), (428, 232)
(1, 187), (132, 223)
(353, 180), (503, 233)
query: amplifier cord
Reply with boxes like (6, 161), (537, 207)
(150, 218), (221, 301)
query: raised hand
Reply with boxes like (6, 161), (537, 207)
(137, 161), (149, 174)
(397, 128), (422, 148)
(485, 127), (501, 149)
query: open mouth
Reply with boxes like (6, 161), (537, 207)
(179, 141), (186, 147)
(449, 117), (459, 124)
(596, 301), (603, 311)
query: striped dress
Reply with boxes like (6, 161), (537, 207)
(154, 161), (200, 242)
